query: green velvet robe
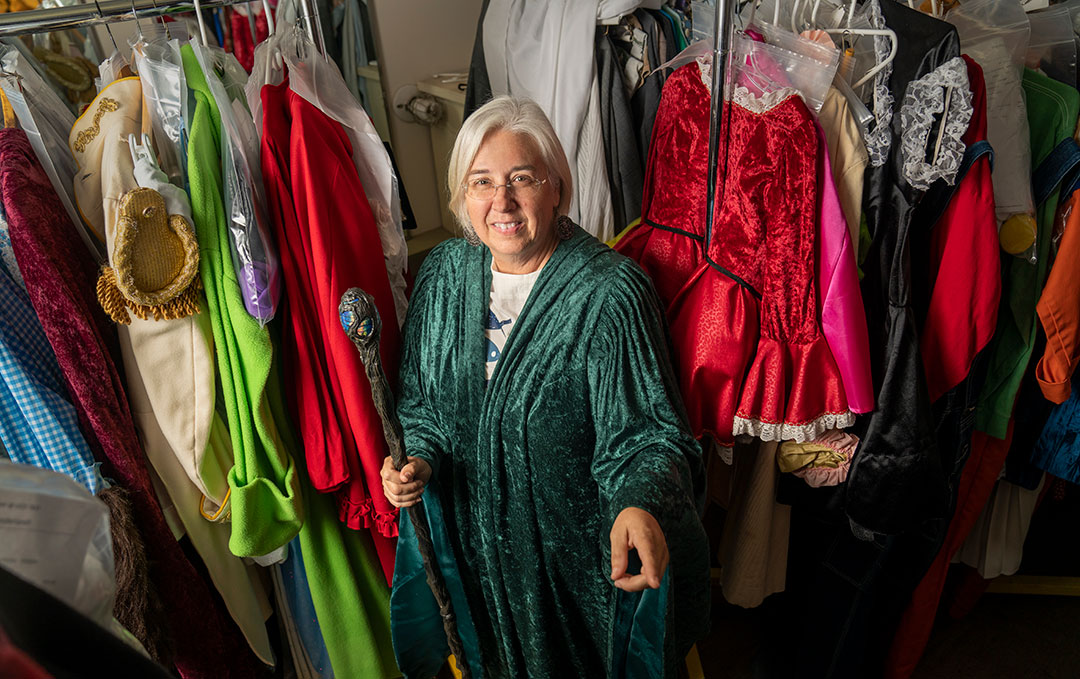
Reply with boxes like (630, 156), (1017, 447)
(390, 227), (710, 678)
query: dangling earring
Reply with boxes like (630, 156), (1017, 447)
(463, 226), (482, 247)
(556, 215), (574, 240)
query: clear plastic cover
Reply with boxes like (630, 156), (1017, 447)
(1026, 7), (1077, 88)
(743, 21), (840, 114)
(0, 461), (115, 627)
(247, 26), (409, 326)
(190, 39), (280, 325)
(947, 0), (1035, 261)
(0, 45), (105, 263)
(132, 32), (189, 193)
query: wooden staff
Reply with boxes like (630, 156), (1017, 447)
(339, 288), (471, 679)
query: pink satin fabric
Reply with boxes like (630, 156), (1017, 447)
(815, 124), (875, 414)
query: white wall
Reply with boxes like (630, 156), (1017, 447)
(368, 0), (481, 234)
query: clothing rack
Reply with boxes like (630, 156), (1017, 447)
(0, 0), (257, 37)
(704, 0), (738, 248)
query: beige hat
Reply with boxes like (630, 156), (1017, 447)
(96, 187), (201, 324)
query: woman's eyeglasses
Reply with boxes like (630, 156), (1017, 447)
(464, 174), (548, 201)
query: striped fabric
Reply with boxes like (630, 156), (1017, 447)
(0, 263), (102, 494)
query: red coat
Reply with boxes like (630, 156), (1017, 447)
(261, 77), (400, 582)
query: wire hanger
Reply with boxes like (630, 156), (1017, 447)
(129, 0), (144, 43)
(147, 0), (172, 40)
(92, 0), (119, 53)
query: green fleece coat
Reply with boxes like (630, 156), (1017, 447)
(182, 44), (302, 556)
(390, 228), (710, 678)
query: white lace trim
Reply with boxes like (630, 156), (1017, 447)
(732, 85), (801, 114)
(696, 56), (800, 114)
(898, 57), (972, 191)
(716, 441), (734, 465)
(864, 0), (894, 168)
(732, 411), (856, 444)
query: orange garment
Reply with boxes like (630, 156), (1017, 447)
(0, 0), (38, 12)
(1036, 189), (1080, 403)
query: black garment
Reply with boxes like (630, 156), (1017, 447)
(630, 9), (664, 166)
(757, 7), (968, 678)
(464, 0), (492, 118)
(767, 344), (992, 679)
(383, 141), (418, 230)
(0, 565), (177, 679)
(845, 0), (961, 536)
(650, 8), (677, 63)
(597, 32), (644, 232)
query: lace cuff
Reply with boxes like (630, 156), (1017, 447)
(734, 411), (855, 443)
(863, 0), (894, 168)
(899, 57), (972, 191)
(733, 334), (854, 443)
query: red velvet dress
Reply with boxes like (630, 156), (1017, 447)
(615, 61), (852, 449)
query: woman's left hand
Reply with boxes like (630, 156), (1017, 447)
(609, 507), (669, 592)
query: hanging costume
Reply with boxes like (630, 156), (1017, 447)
(843, 0), (962, 537)
(391, 230), (710, 678)
(0, 127), (266, 679)
(615, 59), (853, 452)
(70, 76), (275, 661)
(182, 44), (303, 559)
(886, 67), (1080, 679)
(260, 74), (401, 582)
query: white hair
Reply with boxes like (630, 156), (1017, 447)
(447, 96), (573, 237)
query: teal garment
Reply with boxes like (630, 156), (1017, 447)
(391, 228), (710, 678)
(659, 6), (688, 52)
(975, 70), (1080, 438)
(182, 44), (302, 557)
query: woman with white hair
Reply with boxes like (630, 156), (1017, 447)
(381, 95), (709, 678)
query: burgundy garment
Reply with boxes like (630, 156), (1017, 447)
(0, 129), (266, 679)
(260, 77), (399, 583)
(883, 427), (1014, 679)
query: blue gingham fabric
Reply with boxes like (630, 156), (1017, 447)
(0, 261), (103, 494)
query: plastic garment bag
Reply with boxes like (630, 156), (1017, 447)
(653, 24), (839, 116)
(190, 38), (281, 324)
(131, 25), (191, 191)
(744, 20), (840, 114)
(0, 462), (115, 629)
(1026, 6), (1078, 89)
(947, 0), (1036, 261)
(0, 45), (104, 262)
(247, 26), (408, 325)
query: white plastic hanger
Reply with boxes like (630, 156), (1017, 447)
(822, 26), (897, 87)
(262, 0), (275, 36)
(820, 0), (899, 89)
